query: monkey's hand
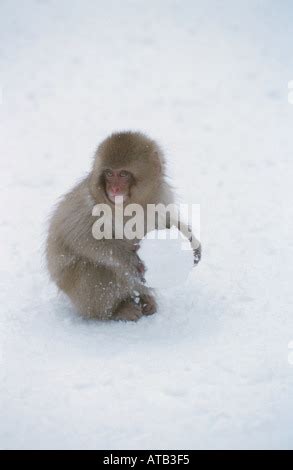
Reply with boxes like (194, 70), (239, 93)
(130, 242), (146, 280)
(132, 242), (141, 252)
(115, 240), (146, 282)
(193, 244), (202, 265)
(134, 254), (146, 283)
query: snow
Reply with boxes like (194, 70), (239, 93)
(141, 228), (195, 288)
(1, 0), (293, 450)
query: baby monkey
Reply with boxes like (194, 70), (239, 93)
(46, 131), (201, 321)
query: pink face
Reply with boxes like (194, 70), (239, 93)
(104, 169), (132, 203)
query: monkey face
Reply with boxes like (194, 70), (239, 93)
(90, 131), (166, 205)
(103, 168), (134, 204)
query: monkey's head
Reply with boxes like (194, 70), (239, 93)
(90, 131), (166, 205)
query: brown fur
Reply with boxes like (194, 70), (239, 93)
(46, 131), (174, 321)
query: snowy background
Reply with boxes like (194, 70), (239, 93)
(1, 0), (293, 450)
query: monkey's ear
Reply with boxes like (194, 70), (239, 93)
(152, 151), (162, 174)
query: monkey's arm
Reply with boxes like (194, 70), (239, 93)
(177, 219), (202, 265)
(93, 239), (143, 273)
(64, 227), (142, 277)
(156, 211), (201, 265)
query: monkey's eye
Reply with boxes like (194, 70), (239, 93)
(120, 170), (130, 178)
(105, 170), (113, 178)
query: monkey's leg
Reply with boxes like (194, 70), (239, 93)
(60, 263), (125, 320)
(112, 300), (143, 322)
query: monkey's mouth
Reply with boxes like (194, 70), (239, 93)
(107, 193), (128, 205)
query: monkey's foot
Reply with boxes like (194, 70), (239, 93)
(141, 295), (157, 316)
(113, 302), (143, 322)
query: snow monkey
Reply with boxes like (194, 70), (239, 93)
(46, 131), (201, 321)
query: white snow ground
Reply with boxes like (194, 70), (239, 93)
(1, 0), (293, 450)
